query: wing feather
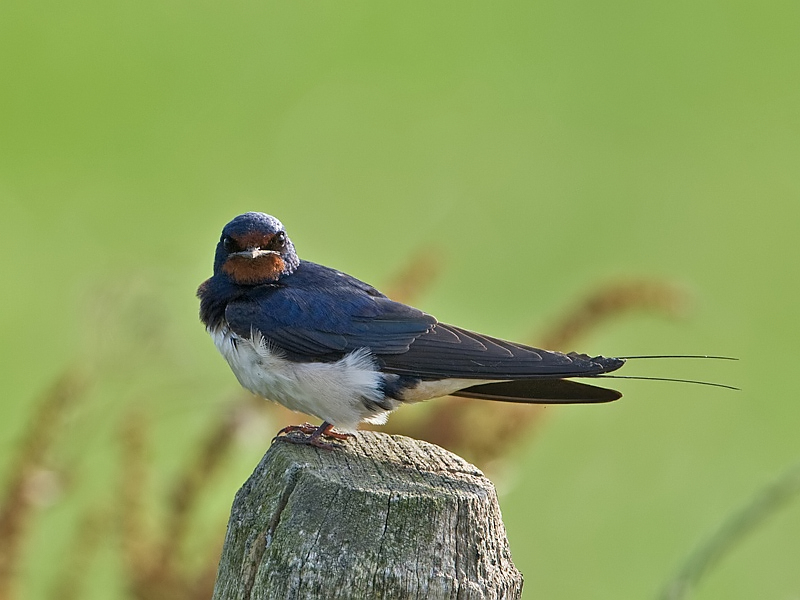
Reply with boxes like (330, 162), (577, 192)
(379, 324), (624, 379)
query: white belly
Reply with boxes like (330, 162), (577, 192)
(209, 325), (393, 431)
(397, 377), (496, 402)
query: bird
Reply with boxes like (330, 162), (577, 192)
(197, 211), (629, 448)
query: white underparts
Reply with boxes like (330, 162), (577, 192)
(397, 377), (496, 402)
(210, 325), (395, 431)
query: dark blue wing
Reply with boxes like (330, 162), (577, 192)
(224, 261), (437, 360)
(380, 323), (625, 379)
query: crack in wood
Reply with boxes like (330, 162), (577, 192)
(242, 465), (300, 600)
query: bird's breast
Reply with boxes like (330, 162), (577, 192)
(208, 324), (391, 430)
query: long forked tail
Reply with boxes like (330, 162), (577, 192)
(453, 378), (622, 404)
(451, 355), (738, 404)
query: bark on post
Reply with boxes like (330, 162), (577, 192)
(212, 431), (523, 600)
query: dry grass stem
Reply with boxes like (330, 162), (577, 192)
(660, 462), (800, 600)
(381, 280), (689, 467)
(116, 404), (238, 600)
(119, 411), (153, 589)
(0, 371), (86, 600)
(161, 406), (239, 571)
(382, 245), (444, 305)
(50, 509), (109, 600)
(538, 280), (689, 351)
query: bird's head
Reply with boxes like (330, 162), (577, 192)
(213, 212), (300, 285)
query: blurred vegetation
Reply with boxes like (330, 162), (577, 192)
(1, 1), (798, 599)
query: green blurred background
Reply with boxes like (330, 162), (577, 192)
(1, 1), (798, 598)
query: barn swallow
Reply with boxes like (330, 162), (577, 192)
(197, 212), (629, 447)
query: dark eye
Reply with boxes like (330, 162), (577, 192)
(271, 231), (286, 250)
(222, 236), (236, 252)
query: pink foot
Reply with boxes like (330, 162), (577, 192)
(273, 421), (353, 449)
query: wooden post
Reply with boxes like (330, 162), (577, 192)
(212, 431), (523, 600)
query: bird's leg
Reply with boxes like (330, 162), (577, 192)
(273, 421), (353, 449)
(312, 422), (352, 441)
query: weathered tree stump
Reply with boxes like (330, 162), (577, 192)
(212, 431), (523, 600)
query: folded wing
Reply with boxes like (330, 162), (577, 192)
(379, 323), (625, 380)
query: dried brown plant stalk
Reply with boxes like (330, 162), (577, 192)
(158, 403), (240, 582)
(381, 280), (689, 466)
(50, 510), (109, 600)
(382, 245), (444, 304)
(117, 403), (243, 600)
(660, 461), (800, 600)
(537, 280), (688, 351)
(0, 371), (86, 600)
(119, 411), (154, 593)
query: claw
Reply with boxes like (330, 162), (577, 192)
(274, 422), (318, 437)
(272, 421), (353, 449)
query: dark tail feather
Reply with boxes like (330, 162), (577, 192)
(452, 378), (622, 404)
